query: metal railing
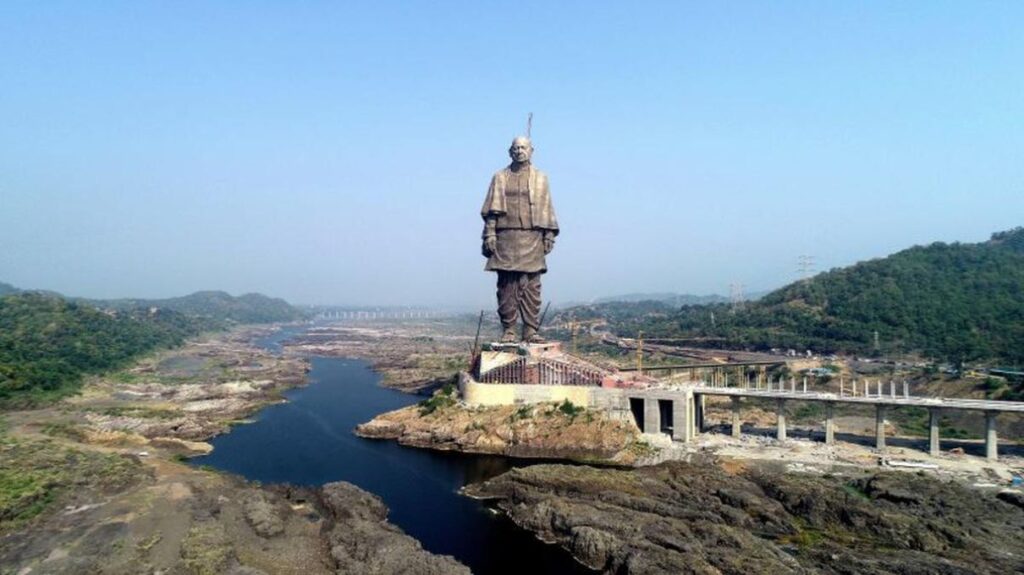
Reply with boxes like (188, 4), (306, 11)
(478, 357), (604, 386)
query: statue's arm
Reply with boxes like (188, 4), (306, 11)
(482, 217), (497, 257)
(539, 173), (557, 253)
(543, 230), (555, 254)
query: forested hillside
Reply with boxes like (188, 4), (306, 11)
(0, 293), (212, 407)
(607, 228), (1024, 365)
(0, 285), (307, 408)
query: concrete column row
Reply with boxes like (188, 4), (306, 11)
(642, 396), (699, 443)
(635, 393), (1001, 462)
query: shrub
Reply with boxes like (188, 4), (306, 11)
(419, 384), (457, 416)
(558, 399), (585, 419)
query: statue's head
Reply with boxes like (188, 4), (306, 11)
(508, 136), (533, 164)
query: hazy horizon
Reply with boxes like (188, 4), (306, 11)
(3, 3), (1022, 307)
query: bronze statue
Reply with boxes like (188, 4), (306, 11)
(480, 136), (559, 343)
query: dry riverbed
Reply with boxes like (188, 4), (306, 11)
(283, 322), (473, 394)
(0, 326), (469, 575)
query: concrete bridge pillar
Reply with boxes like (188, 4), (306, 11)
(824, 402), (835, 445)
(985, 411), (998, 461)
(672, 398), (692, 443)
(875, 405), (887, 450)
(730, 396), (742, 438)
(644, 398), (660, 436)
(693, 394), (705, 435)
(928, 408), (941, 456)
(776, 399), (787, 442)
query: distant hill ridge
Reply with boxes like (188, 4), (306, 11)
(84, 290), (306, 324)
(613, 227), (1024, 364)
(595, 293), (731, 305)
(0, 283), (306, 324)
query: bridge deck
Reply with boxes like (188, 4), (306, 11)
(691, 386), (1024, 413)
(618, 360), (785, 372)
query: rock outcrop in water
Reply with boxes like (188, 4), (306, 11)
(357, 400), (649, 464)
(464, 458), (1024, 574)
(318, 482), (470, 575)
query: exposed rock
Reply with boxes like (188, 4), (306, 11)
(465, 458), (1024, 574)
(242, 491), (285, 537)
(355, 419), (406, 438)
(357, 401), (645, 464)
(317, 481), (470, 575)
(997, 489), (1024, 509)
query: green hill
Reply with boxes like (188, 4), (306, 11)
(615, 228), (1024, 365)
(0, 285), (306, 408)
(88, 291), (307, 324)
(0, 293), (211, 408)
(0, 282), (306, 325)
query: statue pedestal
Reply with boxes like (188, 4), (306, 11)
(478, 341), (562, 375)
(482, 341), (561, 355)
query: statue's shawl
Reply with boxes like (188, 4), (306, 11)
(480, 165), (559, 233)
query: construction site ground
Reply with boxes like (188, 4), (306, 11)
(653, 407), (1024, 487)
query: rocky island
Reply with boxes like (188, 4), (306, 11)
(356, 389), (650, 464)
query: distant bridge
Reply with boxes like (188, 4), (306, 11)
(314, 309), (448, 320)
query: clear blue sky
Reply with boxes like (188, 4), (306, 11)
(2, 2), (1021, 306)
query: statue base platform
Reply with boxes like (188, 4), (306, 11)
(478, 341), (561, 375)
(473, 340), (653, 388)
(481, 340), (561, 355)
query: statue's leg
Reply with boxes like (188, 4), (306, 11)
(520, 272), (542, 342)
(496, 271), (519, 341)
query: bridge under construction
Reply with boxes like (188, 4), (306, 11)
(462, 342), (1023, 463)
(626, 379), (1024, 462)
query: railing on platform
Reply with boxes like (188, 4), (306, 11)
(478, 357), (604, 386)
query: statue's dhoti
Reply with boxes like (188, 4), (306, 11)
(481, 162), (557, 341)
(496, 270), (541, 336)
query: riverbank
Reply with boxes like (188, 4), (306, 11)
(0, 326), (469, 574)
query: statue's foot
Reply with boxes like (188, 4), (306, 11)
(500, 329), (518, 343)
(522, 330), (545, 344)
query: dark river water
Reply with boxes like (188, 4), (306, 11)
(192, 327), (592, 575)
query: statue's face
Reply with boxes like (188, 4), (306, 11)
(509, 138), (533, 163)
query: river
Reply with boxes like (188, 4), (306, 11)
(191, 327), (593, 574)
